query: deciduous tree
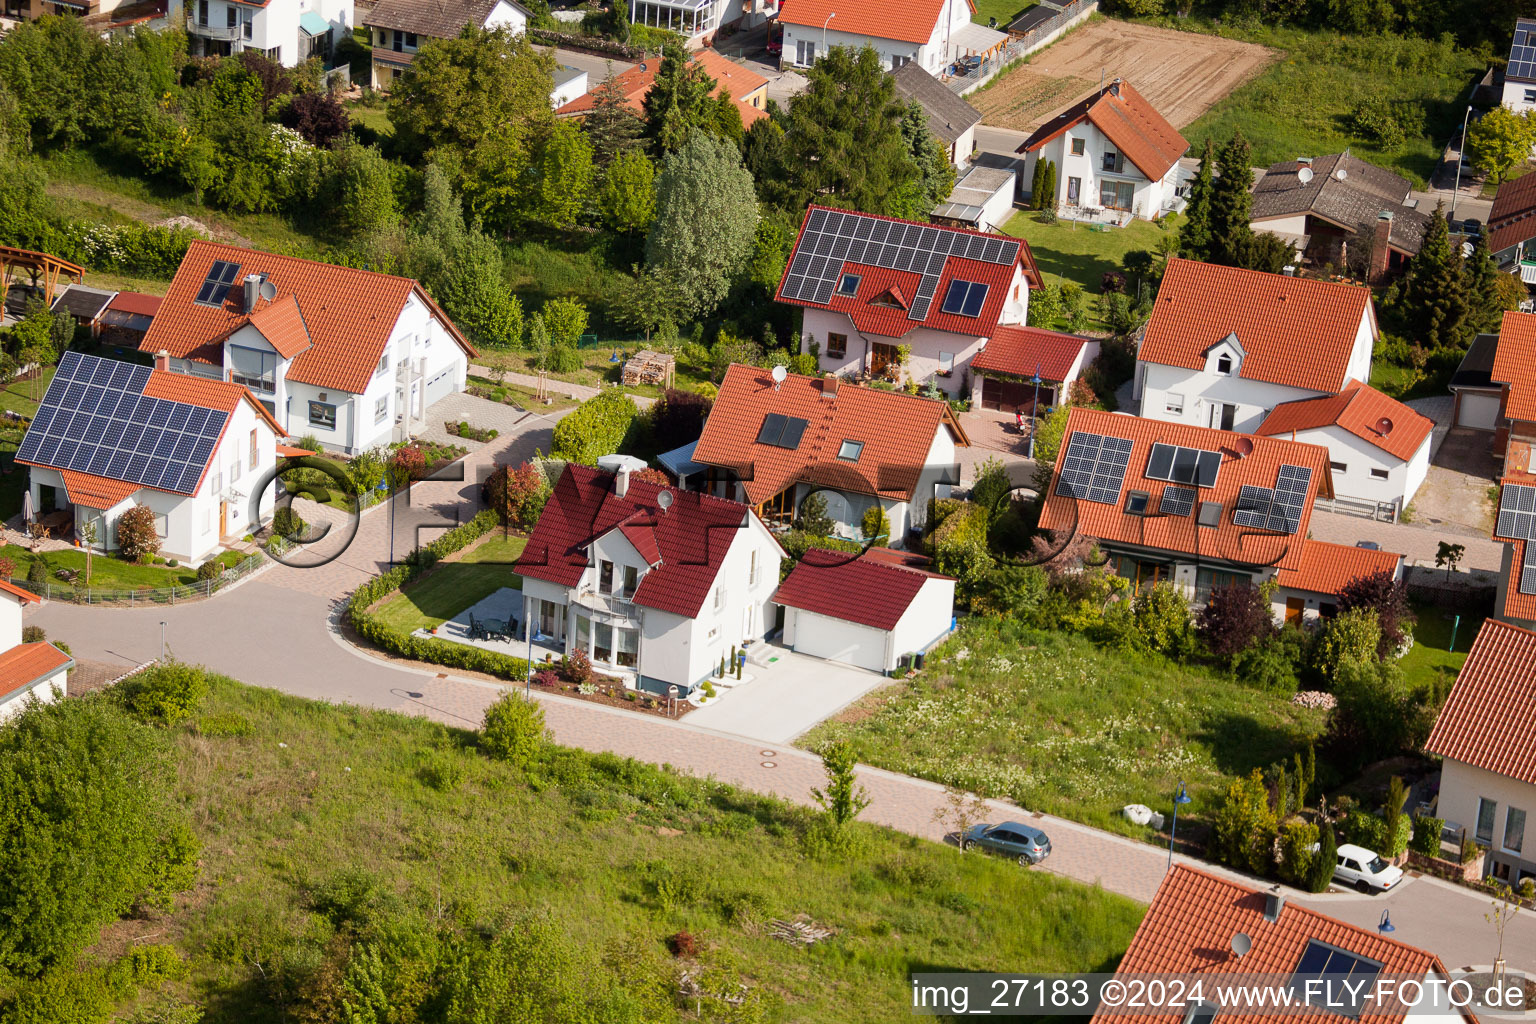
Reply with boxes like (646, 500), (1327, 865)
(1467, 104), (1536, 185)
(644, 132), (757, 318)
(598, 148), (655, 233)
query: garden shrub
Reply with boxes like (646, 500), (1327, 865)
(1196, 582), (1274, 662)
(296, 434), (322, 452)
(1410, 814), (1444, 857)
(1277, 821), (1321, 887)
(115, 504), (160, 560)
(108, 943), (188, 989)
(20, 625), (45, 643)
(562, 648), (592, 684)
(1132, 583), (1194, 657)
(120, 663), (210, 727)
(551, 389), (637, 464)
(546, 343), (583, 373)
(1314, 607), (1381, 680)
(1231, 636), (1301, 694)
(650, 387), (712, 451)
(795, 493), (834, 537)
(1211, 769), (1278, 875)
(1336, 570), (1414, 658)
(0, 557), (14, 580)
(195, 560), (223, 583)
(860, 505), (890, 545)
(930, 502), (994, 591)
(26, 560), (47, 587)
(1308, 821), (1338, 892)
(1339, 809), (1388, 851)
(0, 966), (116, 1024)
(925, 497), (966, 536)
(481, 693), (547, 768)
(1328, 658), (1435, 766)
(418, 748), (468, 792)
(485, 461), (551, 530)
(975, 563), (1050, 619)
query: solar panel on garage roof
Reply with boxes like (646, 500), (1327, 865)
(779, 210), (1021, 325)
(16, 351), (228, 497)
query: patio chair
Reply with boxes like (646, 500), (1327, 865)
(466, 614), (489, 641)
(485, 618), (512, 643)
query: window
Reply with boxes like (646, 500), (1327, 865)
(1477, 797), (1498, 843)
(940, 279), (989, 316)
(405, 31), (417, 47)
(376, 351), (389, 376)
(1102, 148), (1123, 173)
(1216, 354), (1233, 375)
(616, 628), (638, 668)
(243, 14), (252, 39)
(937, 351), (954, 376)
(250, 429), (258, 469)
(1505, 807), (1527, 853)
(714, 586), (725, 611)
(1165, 394), (1185, 416)
(1099, 179), (1135, 210)
(1184, 1003), (1220, 1024)
(206, 507), (215, 534)
(593, 621), (613, 663)
(891, 54), (910, 69)
(1070, 137), (1085, 156)
(838, 439), (864, 461)
(231, 457), (242, 482)
(576, 613), (590, 652)
(225, 5), (235, 27)
(826, 333), (847, 358)
(1067, 176), (1081, 204)
(375, 396), (388, 424)
(1196, 567), (1247, 602)
(1330, 461), (1347, 473)
(795, 39), (816, 65)
(836, 273), (861, 296)
(1125, 491), (1149, 515)
(154, 512), (169, 537)
(748, 550), (758, 587)
(309, 402), (336, 429)
(1526, 88), (1536, 103)
(599, 560), (614, 595)
(1370, 468), (1390, 480)
(197, 0), (207, 25)
(623, 565), (638, 597)
(1197, 501), (1222, 528)
(228, 344), (276, 394)
(210, 470), (222, 497)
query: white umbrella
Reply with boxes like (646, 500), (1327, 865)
(20, 490), (31, 536)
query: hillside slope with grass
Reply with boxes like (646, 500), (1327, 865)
(6, 674), (1143, 1022)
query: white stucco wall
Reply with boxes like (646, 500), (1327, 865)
(1438, 756), (1536, 882)
(1025, 118), (1177, 220)
(1504, 79), (1536, 114)
(1278, 424), (1429, 509)
(890, 575), (956, 658)
(191, 0), (352, 66)
(0, 596), (22, 649)
(782, 0), (968, 73)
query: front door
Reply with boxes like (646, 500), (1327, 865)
(38, 485), (56, 513)
(1067, 176), (1081, 205)
(219, 501), (228, 539)
(1209, 402), (1236, 431)
(870, 342), (899, 377)
(1284, 596), (1304, 626)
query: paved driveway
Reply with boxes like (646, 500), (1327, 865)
(684, 646), (891, 744)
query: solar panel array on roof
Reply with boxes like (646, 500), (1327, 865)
(1055, 431), (1133, 505)
(15, 351), (227, 496)
(1512, 24), (1536, 80)
(195, 259), (242, 306)
(1159, 484), (1197, 517)
(1146, 442), (1221, 488)
(755, 413), (809, 450)
(1231, 464), (1312, 534)
(1290, 940), (1384, 1017)
(780, 208), (1020, 322)
(1498, 482), (1536, 541)
(1524, 542), (1536, 596)
(940, 279), (989, 317)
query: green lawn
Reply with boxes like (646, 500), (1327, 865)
(466, 374), (581, 412)
(503, 237), (641, 333)
(55, 673), (1142, 1021)
(973, 0), (1030, 26)
(517, 343), (715, 397)
(802, 619), (1329, 838)
(0, 545), (245, 590)
(373, 533), (528, 632)
(1400, 600), (1481, 692)
(0, 367), (55, 421)
(1004, 213), (1174, 294)
(1172, 20), (1482, 188)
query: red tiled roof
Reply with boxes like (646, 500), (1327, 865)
(0, 580), (41, 605)
(773, 547), (952, 631)
(1272, 539), (1403, 596)
(1491, 170), (1536, 226)
(774, 205), (1042, 339)
(239, 294), (313, 359)
(1038, 409), (1333, 572)
(692, 364), (970, 506)
(1092, 865), (1462, 1024)
(778, 0), (972, 44)
(557, 50), (767, 128)
(106, 291), (162, 317)
(1139, 258), (1375, 394)
(1501, 538), (1536, 623)
(1256, 380), (1433, 462)
(59, 469), (141, 510)
(276, 444), (315, 457)
(618, 519), (662, 565)
(1425, 618), (1536, 786)
(1019, 80), (1188, 182)
(1487, 216), (1536, 257)
(861, 546), (935, 569)
(514, 464), (769, 618)
(140, 240), (474, 395)
(0, 643), (74, 704)
(1493, 310), (1536, 423)
(971, 325), (1091, 383)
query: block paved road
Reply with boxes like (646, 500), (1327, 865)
(27, 412), (1536, 974)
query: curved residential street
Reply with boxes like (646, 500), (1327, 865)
(30, 405), (1536, 975)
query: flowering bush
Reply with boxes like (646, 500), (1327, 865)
(533, 669), (561, 687)
(116, 504), (161, 560)
(562, 648), (592, 684)
(486, 461), (551, 530)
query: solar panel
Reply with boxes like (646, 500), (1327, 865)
(195, 259), (242, 306)
(1159, 485), (1196, 517)
(1523, 542), (1536, 596)
(960, 283), (988, 317)
(1232, 485), (1274, 529)
(941, 280), (989, 316)
(1498, 483), (1536, 539)
(1291, 940), (1383, 1017)
(756, 413), (787, 445)
(1055, 431), (1133, 505)
(1145, 443), (1221, 487)
(1269, 464), (1312, 534)
(779, 417), (809, 450)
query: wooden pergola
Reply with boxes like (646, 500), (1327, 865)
(0, 246), (86, 312)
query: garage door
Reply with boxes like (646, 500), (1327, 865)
(791, 610), (888, 673)
(981, 377), (1055, 413)
(1456, 392), (1501, 431)
(424, 366), (457, 408)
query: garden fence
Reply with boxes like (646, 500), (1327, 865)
(8, 552), (267, 606)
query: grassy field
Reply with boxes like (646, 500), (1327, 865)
(519, 343), (715, 396)
(1172, 21), (1482, 188)
(1399, 600), (1482, 692)
(973, 0), (1030, 26)
(466, 373), (582, 412)
(0, 545), (246, 589)
(803, 620), (1328, 838)
(1004, 213), (1174, 293)
(0, 367), (56, 420)
(75, 673), (1144, 1021)
(373, 532), (527, 632)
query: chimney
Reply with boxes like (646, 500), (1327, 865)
(821, 373), (840, 399)
(615, 464), (631, 499)
(242, 274), (261, 314)
(1368, 211), (1393, 284)
(1263, 888), (1285, 923)
(1297, 156), (1313, 167)
(154, 349), (169, 372)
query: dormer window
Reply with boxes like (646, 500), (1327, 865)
(1216, 354), (1233, 375)
(837, 273), (861, 296)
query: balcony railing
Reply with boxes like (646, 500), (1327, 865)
(573, 588), (638, 618)
(186, 15), (241, 39)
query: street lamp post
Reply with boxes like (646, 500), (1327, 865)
(159, 621), (166, 660)
(1168, 781), (1192, 872)
(821, 11), (835, 60)
(1377, 910), (1395, 934)
(1451, 105), (1473, 227)
(1027, 362), (1043, 460)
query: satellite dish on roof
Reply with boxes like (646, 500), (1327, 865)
(259, 280), (277, 301)
(638, 62), (647, 72)
(1231, 933), (1252, 958)
(1462, 240), (1475, 258)
(656, 489), (674, 511)
(1297, 166), (1314, 184)
(771, 364), (788, 388)
(1334, 167), (1348, 181)
(1233, 436), (1254, 458)
(1375, 416), (1394, 436)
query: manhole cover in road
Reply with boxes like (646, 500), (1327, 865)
(761, 750), (777, 756)
(761, 762), (777, 768)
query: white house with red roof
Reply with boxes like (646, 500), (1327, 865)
(186, 0), (352, 67)
(0, 581), (72, 724)
(777, 0), (1004, 75)
(1256, 380), (1433, 514)
(513, 461), (784, 695)
(773, 548), (955, 672)
(1135, 258), (1378, 431)
(140, 241), (475, 454)
(690, 364), (970, 545)
(1017, 79), (1189, 221)
(17, 351), (283, 564)
(1426, 618), (1536, 886)
(1270, 539), (1404, 626)
(777, 206), (1041, 397)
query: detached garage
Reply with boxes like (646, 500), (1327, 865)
(1451, 333), (1504, 431)
(772, 548), (956, 674)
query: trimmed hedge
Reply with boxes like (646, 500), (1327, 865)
(347, 510), (531, 681)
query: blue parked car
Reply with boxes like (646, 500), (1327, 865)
(962, 821), (1052, 864)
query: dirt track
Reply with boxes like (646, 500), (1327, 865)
(972, 20), (1278, 133)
